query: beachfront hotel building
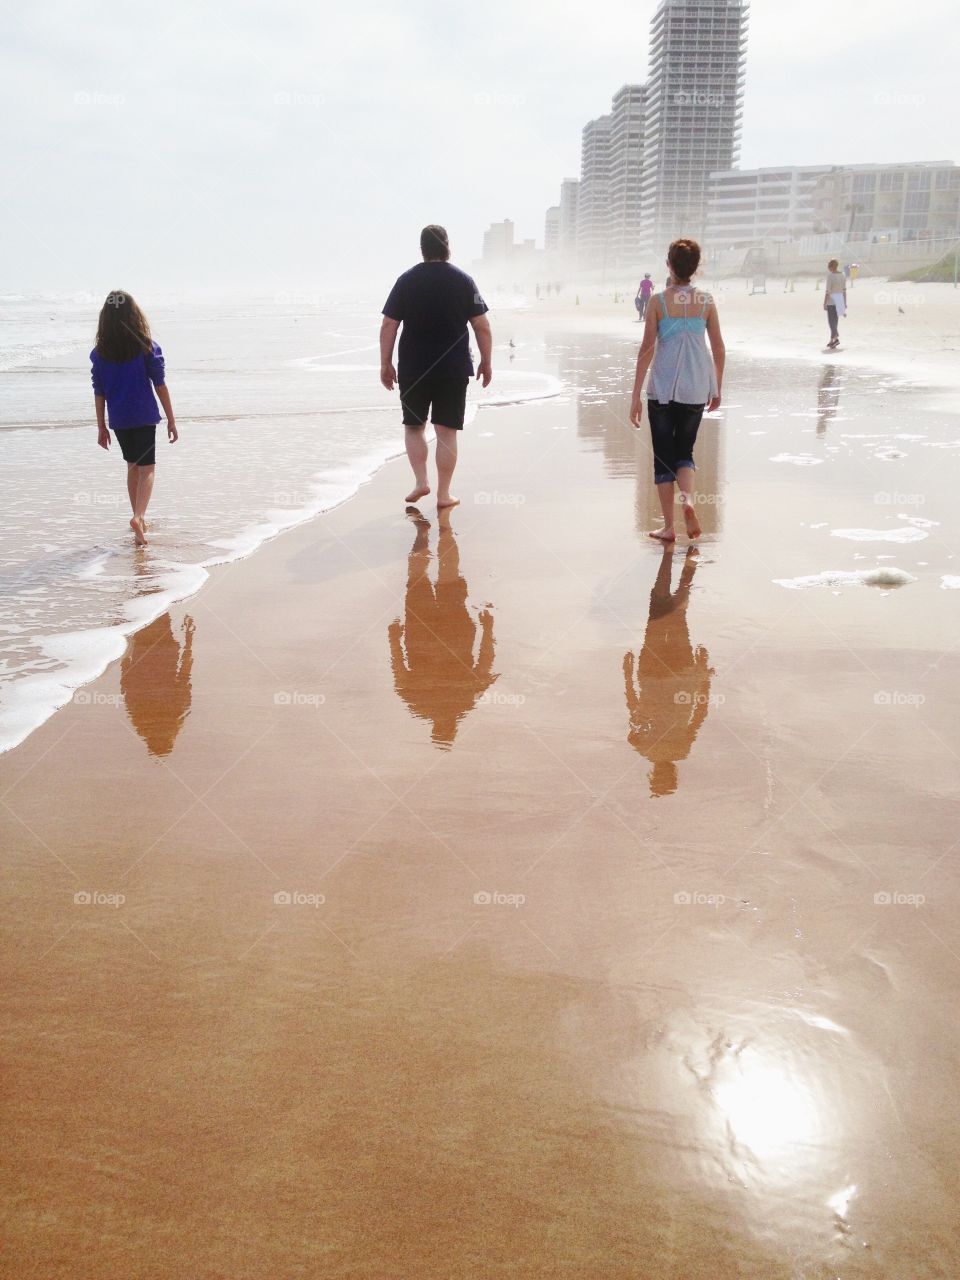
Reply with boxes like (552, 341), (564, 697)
(705, 160), (960, 250)
(809, 161), (960, 242)
(639, 0), (749, 253)
(705, 165), (833, 248)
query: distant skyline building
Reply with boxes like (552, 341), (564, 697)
(478, 219), (546, 277)
(639, 0), (749, 253)
(544, 204), (561, 253)
(482, 219), (515, 263)
(607, 84), (647, 269)
(559, 178), (580, 257)
(524, 0), (957, 275)
(576, 114), (612, 267)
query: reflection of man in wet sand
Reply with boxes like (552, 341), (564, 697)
(389, 512), (496, 747)
(120, 614), (194, 757)
(623, 548), (713, 797)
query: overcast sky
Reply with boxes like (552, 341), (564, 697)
(1, 0), (953, 295)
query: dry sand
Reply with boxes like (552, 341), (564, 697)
(2, 298), (960, 1278)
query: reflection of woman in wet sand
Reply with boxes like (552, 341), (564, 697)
(120, 614), (194, 756)
(629, 238), (725, 543)
(388, 511), (496, 747)
(817, 364), (841, 435)
(623, 547), (713, 797)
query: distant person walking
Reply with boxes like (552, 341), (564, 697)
(824, 258), (847, 349)
(635, 273), (654, 321)
(380, 226), (493, 509)
(91, 291), (177, 547)
(629, 238), (725, 542)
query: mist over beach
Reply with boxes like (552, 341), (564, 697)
(2, 2), (960, 1277)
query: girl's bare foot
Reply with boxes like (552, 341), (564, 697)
(130, 516), (148, 546)
(648, 528), (676, 542)
(437, 496), (460, 509)
(682, 503), (702, 539)
(405, 485), (430, 503)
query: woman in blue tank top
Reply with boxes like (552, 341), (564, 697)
(629, 238), (725, 542)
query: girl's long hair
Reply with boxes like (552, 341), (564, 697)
(94, 291), (152, 363)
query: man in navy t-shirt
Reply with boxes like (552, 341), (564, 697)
(380, 225), (492, 509)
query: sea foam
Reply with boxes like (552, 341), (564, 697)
(774, 568), (917, 590)
(830, 527), (928, 543)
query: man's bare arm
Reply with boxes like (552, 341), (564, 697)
(380, 317), (400, 390)
(470, 314), (493, 387)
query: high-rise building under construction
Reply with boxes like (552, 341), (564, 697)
(639, 0), (749, 254)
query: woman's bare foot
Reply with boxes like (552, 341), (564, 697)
(682, 503), (702, 539)
(405, 485), (430, 503)
(648, 527), (676, 542)
(437, 496), (460, 509)
(130, 516), (148, 546)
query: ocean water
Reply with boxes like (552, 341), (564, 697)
(0, 292), (560, 753)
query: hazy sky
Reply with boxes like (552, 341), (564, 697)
(1, 0), (953, 294)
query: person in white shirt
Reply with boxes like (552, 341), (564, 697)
(824, 258), (847, 349)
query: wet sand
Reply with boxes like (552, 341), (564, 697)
(2, 318), (960, 1277)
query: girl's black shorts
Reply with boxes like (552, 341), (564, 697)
(114, 425), (157, 465)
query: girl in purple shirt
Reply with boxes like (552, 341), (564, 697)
(91, 291), (178, 546)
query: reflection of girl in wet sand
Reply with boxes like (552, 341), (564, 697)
(623, 547), (713, 797)
(120, 614), (194, 756)
(388, 511), (496, 747)
(629, 239), (725, 543)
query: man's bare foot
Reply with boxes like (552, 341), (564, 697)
(130, 516), (148, 546)
(405, 485), (430, 503)
(437, 496), (460, 509)
(648, 528), (676, 542)
(682, 503), (702, 539)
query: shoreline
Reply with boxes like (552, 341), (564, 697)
(0, 438), (407, 756)
(0, 370), (564, 758)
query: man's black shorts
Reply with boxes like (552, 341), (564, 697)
(399, 376), (469, 431)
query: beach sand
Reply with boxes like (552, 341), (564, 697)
(2, 300), (960, 1277)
